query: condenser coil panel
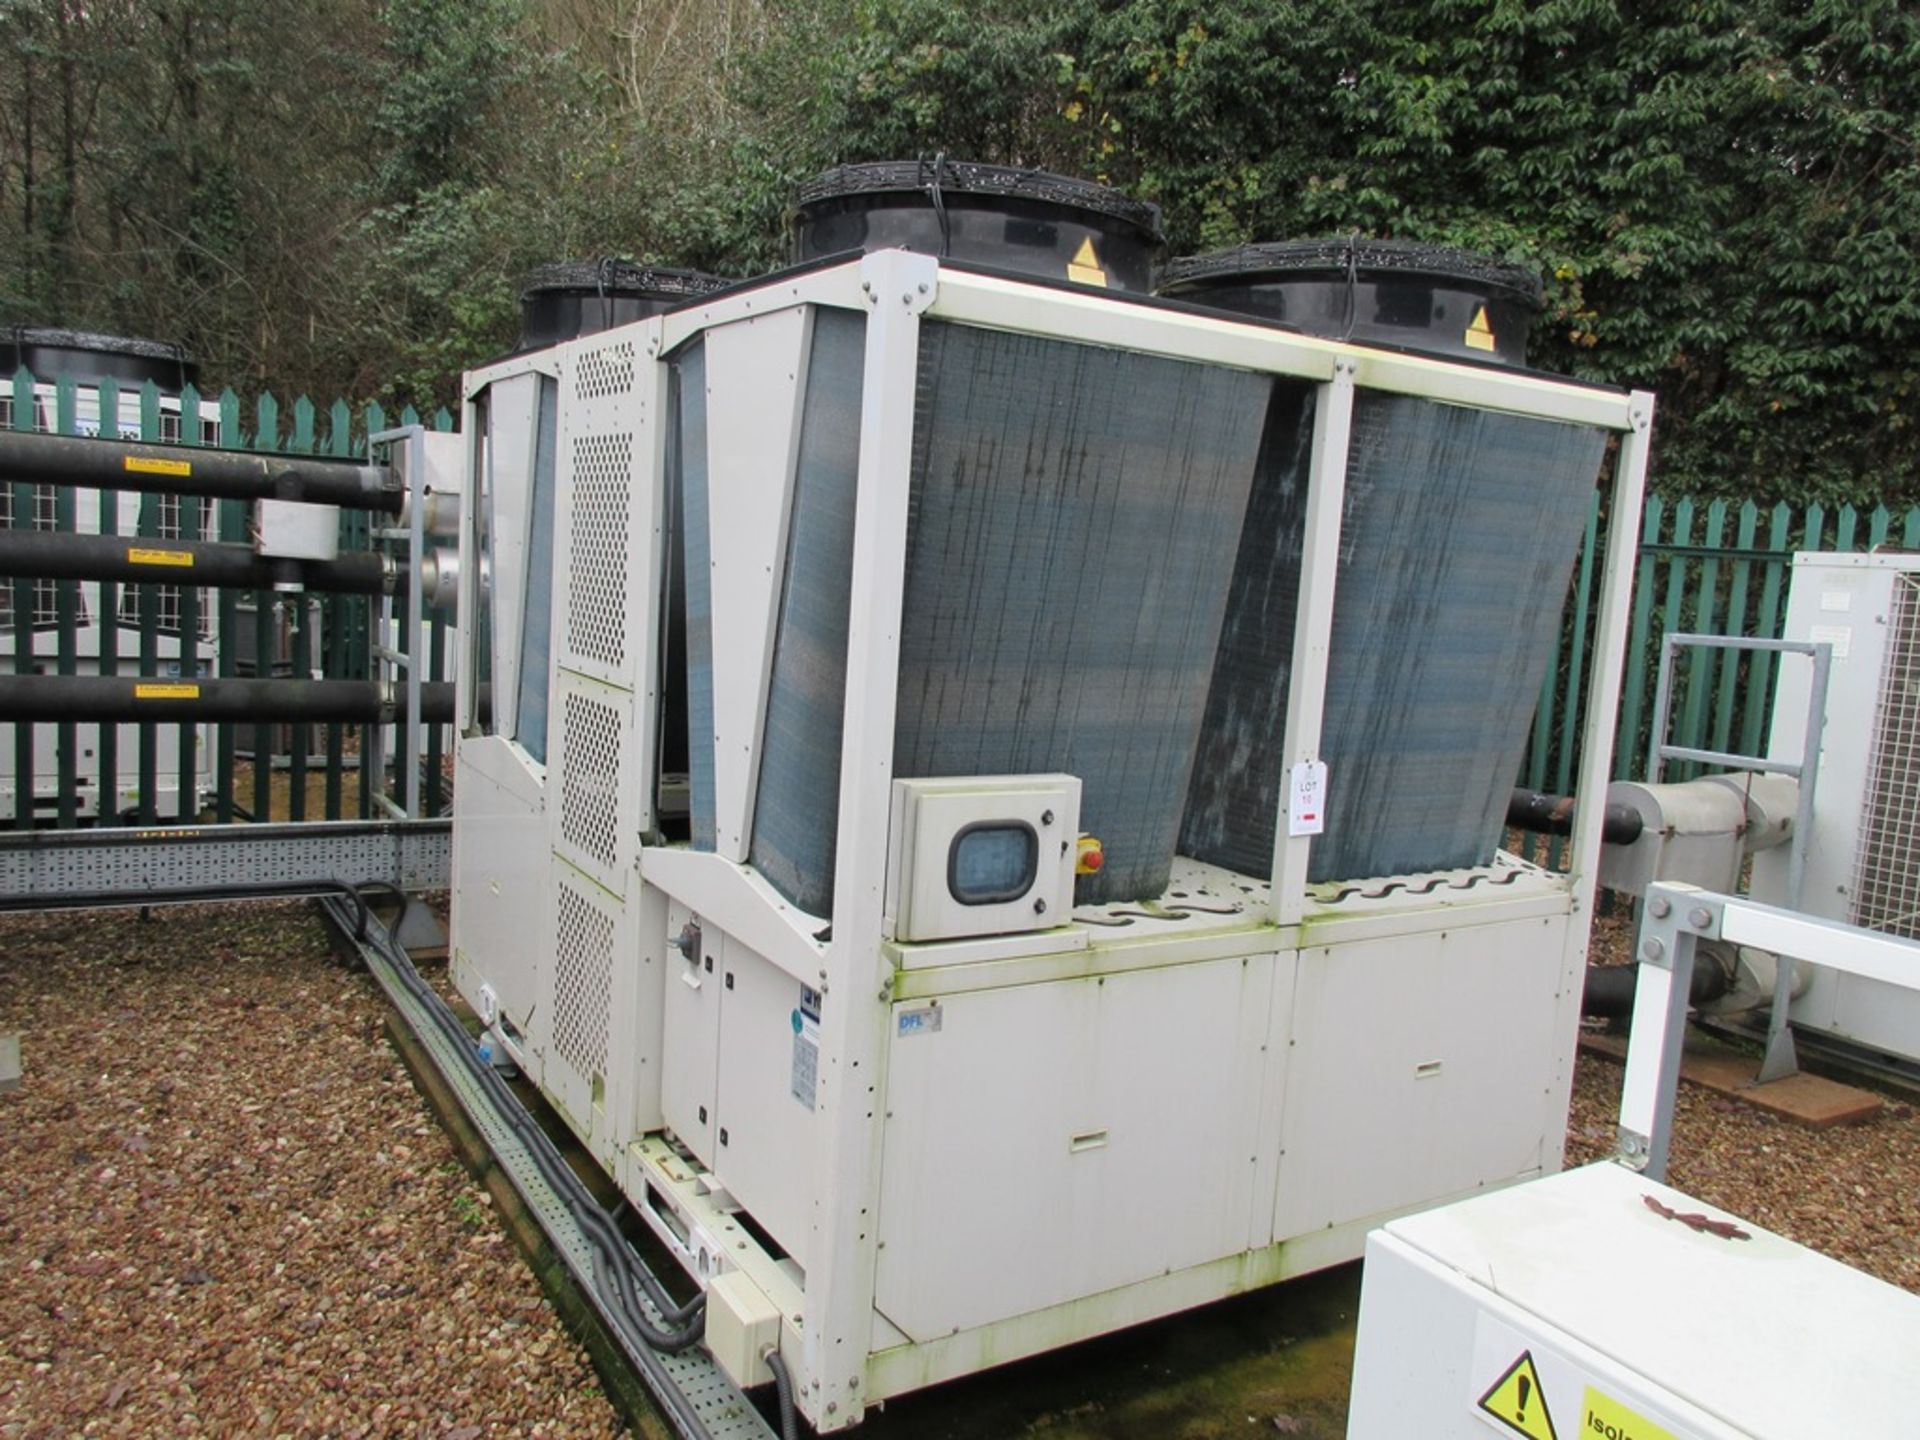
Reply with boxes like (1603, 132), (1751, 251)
(892, 321), (1270, 903)
(1186, 393), (1606, 883)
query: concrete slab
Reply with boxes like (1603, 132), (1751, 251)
(1582, 1031), (1883, 1128)
(0, 1032), (18, 1094)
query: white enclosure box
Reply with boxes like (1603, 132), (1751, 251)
(885, 774), (1080, 941)
(1346, 1162), (1920, 1440)
(1753, 552), (1920, 1061)
(254, 498), (341, 561)
(706, 1269), (783, 1389)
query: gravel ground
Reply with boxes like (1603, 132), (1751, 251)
(5, 895), (1917, 1440)
(1569, 898), (1920, 1293)
(1566, 1042), (1920, 1293)
(0, 901), (624, 1439)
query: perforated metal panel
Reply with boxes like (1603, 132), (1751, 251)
(565, 431), (634, 670)
(553, 877), (614, 1084)
(1850, 573), (1920, 937)
(0, 820), (449, 900)
(559, 689), (623, 872)
(574, 337), (635, 402)
(327, 895), (774, 1440)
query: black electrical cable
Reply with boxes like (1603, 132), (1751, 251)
(332, 881), (710, 1348)
(1340, 230), (1361, 342)
(763, 1347), (800, 1440)
(924, 151), (952, 258)
(395, 959), (711, 1349)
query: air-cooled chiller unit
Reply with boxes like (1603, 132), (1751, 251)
(446, 169), (1653, 1432)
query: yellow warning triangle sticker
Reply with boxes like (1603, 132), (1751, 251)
(1465, 304), (1498, 352)
(1067, 236), (1109, 288)
(1477, 1350), (1558, 1440)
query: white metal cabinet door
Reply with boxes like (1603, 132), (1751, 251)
(1274, 915), (1566, 1241)
(449, 735), (549, 1076)
(660, 900), (722, 1166)
(712, 939), (821, 1268)
(875, 953), (1276, 1341)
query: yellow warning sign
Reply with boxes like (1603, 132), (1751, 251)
(1465, 305), (1498, 352)
(1066, 236), (1109, 289)
(1582, 1386), (1680, 1440)
(127, 546), (193, 568)
(1478, 1350), (1558, 1440)
(123, 455), (192, 477)
(133, 682), (200, 700)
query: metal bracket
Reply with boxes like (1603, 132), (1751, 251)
(1612, 882), (1724, 1180)
(1615, 882), (1920, 1182)
(859, 250), (939, 315)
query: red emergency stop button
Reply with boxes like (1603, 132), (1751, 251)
(1076, 836), (1105, 875)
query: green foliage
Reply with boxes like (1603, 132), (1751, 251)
(370, 0), (527, 203)
(1, 0), (1914, 502)
(692, 0), (1920, 506)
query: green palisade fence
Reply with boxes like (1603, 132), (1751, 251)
(1518, 493), (1920, 868)
(0, 369), (454, 828)
(2, 366), (1907, 844)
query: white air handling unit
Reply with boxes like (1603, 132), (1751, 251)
(1754, 551), (1920, 1063)
(446, 245), (1653, 1431)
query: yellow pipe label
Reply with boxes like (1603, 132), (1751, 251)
(133, 682), (200, 700)
(123, 455), (192, 477)
(127, 546), (193, 568)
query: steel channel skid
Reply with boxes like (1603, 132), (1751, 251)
(318, 894), (772, 1440)
(1647, 632), (1832, 1079)
(0, 818), (450, 905)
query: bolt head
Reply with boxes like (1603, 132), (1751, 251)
(1689, 906), (1713, 930)
(1641, 937), (1666, 962)
(1648, 896), (1672, 918)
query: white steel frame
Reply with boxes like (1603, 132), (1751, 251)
(455, 250), (1655, 1431)
(1617, 879), (1920, 1180)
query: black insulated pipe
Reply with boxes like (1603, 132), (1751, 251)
(1583, 956), (1730, 1019)
(0, 428), (402, 514)
(0, 528), (395, 596)
(0, 675), (466, 725)
(1508, 787), (1645, 846)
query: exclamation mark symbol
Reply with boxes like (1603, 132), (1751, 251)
(1514, 1373), (1532, 1426)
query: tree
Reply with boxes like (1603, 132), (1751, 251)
(693, 0), (1920, 504)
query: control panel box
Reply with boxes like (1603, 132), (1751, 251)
(885, 775), (1080, 943)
